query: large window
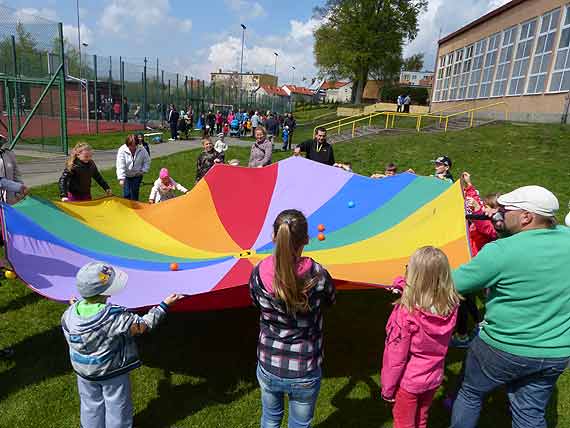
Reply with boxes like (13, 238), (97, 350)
(550, 5), (570, 92)
(493, 26), (517, 96)
(508, 19), (537, 95)
(449, 49), (463, 100)
(527, 8), (560, 94)
(459, 45), (474, 99)
(434, 55), (445, 101)
(441, 52), (454, 100)
(467, 39), (487, 99)
(479, 33), (501, 98)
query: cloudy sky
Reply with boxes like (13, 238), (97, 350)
(2, 0), (510, 84)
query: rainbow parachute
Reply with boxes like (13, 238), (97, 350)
(2, 157), (470, 311)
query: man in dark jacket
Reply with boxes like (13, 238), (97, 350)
(265, 114), (279, 144)
(168, 105), (179, 141)
(294, 127), (335, 166)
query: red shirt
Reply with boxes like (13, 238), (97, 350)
(464, 184), (497, 256)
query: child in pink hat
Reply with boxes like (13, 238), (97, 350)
(148, 168), (188, 203)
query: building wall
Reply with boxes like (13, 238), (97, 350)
(432, 0), (570, 122)
(211, 73), (277, 92)
(325, 84), (353, 103)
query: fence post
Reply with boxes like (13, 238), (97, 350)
(120, 58), (125, 132)
(108, 56), (112, 122)
(184, 76), (188, 109)
(176, 73), (179, 108)
(94, 54), (99, 134)
(143, 57), (148, 128)
(4, 81), (13, 144)
(190, 77), (194, 115)
(201, 80), (205, 114)
(11, 36), (21, 129)
(161, 70), (164, 126)
(58, 24), (69, 154)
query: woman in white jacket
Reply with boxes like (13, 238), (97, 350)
(116, 134), (151, 201)
(148, 168), (188, 203)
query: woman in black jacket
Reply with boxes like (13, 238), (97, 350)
(59, 143), (112, 201)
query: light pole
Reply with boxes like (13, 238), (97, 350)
(272, 52), (278, 111)
(76, 0), (83, 120)
(239, 24), (246, 111)
(291, 66), (296, 86)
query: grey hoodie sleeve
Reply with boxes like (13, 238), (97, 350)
(0, 178), (23, 193)
(110, 304), (168, 335)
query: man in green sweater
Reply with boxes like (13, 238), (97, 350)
(451, 185), (570, 428)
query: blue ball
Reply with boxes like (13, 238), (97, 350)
(348, 201), (355, 208)
(152, 136), (162, 143)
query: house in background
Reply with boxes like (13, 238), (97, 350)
(210, 69), (278, 92)
(321, 81), (353, 103)
(400, 71), (434, 87)
(255, 85), (289, 100)
(282, 85), (315, 103)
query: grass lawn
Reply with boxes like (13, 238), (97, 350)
(1, 121), (570, 427)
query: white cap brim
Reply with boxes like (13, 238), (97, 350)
(101, 268), (128, 296)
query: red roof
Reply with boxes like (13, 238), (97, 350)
(321, 81), (350, 90)
(439, 0), (527, 45)
(283, 85), (314, 96)
(259, 85), (288, 97)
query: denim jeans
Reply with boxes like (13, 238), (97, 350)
(451, 336), (569, 428)
(256, 363), (321, 428)
(123, 176), (143, 201)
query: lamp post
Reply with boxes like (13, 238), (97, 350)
(272, 52), (278, 111)
(239, 24), (246, 111)
(291, 66), (296, 86)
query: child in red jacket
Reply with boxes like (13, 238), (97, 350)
(381, 247), (461, 428)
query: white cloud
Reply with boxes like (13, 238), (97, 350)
(404, 0), (511, 69)
(99, 0), (192, 37)
(63, 24), (94, 46)
(289, 18), (322, 41)
(11, 7), (58, 23)
(225, 0), (266, 21)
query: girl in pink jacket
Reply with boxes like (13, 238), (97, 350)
(381, 246), (462, 428)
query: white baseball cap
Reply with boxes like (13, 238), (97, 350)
(497, 185), (559, 217)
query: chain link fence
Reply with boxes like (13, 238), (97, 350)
(0, 5), (293, 154)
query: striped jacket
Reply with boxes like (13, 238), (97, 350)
(249, 256), (336, 378)
(61, 301), (167, 381)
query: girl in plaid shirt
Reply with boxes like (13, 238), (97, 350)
(249, 209), (336, 428)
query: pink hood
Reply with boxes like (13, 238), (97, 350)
(259, 255), (313, 293)
(381, 303), (458, 398)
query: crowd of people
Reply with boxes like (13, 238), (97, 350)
(0, 120), (568, 428)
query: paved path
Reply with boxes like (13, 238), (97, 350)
(16, 137), (272, 188)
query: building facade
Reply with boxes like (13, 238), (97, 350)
(282, 85), (315, 103)
(210, 71), (278, 92)
(400, 71), (434, 87)
(432, 0), (570, 122)
(321, 81), (353, 103)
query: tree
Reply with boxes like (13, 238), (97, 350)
(314, 0), (427, 104)
(402, 53), (424, 72)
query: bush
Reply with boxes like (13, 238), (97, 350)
(380, 85), (430, 106)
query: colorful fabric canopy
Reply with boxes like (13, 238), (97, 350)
(2, 157), (471, 311)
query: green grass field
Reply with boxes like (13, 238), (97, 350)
(1, 121), (570, 427)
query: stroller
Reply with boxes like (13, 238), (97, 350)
(229, 118), (240, 137)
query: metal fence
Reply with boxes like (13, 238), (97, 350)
(0, 5), (292, 154)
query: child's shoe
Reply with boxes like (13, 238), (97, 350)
(450, 333), (471, 348)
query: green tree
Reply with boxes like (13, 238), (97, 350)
(402, 53), (425, 71)
(314, 0), (427, 104)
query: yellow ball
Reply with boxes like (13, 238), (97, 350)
(5, 270), (16, 279)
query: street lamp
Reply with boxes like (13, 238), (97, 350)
(76, 0), (83, 120)
(272, 52), (278, 111)
(291, 66), (296, 86)
(239, 24), (246, 111)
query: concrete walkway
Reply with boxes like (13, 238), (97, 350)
(16, 136), (271, 188)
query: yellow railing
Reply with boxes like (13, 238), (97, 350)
(314, 110), (373, 135)
(443, 101), (509, 132)
(430, 101), (472, 115)
(315, 101), (510, 138)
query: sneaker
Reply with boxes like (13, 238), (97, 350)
(450, 333), (471, 348)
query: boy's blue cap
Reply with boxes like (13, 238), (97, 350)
(76, 262), (128, 298)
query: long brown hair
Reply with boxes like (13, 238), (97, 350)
(272, 209), (316, 314)
(66, 142), (92, 170)
(397, 246), (462, 316)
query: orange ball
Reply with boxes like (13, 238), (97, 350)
(317, 224), (326, 232)
(317, 233), (326, 241)
(170, 263), (179, 271)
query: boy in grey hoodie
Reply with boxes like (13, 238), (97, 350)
(61, 262), (183, 428)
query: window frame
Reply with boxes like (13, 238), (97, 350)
(507, 18), (538, 96)
(492, 26), (518, 97)
(479, 33), (501, 99)
(527, 8), (561, 94)
(548, 4), (570, 93)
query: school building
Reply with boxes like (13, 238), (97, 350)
(432, 0), (570, 122)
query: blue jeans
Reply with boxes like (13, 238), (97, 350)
(256, 363), (321, 428)
(123, 176), (143, 201)
(451, 336), (569, 428)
